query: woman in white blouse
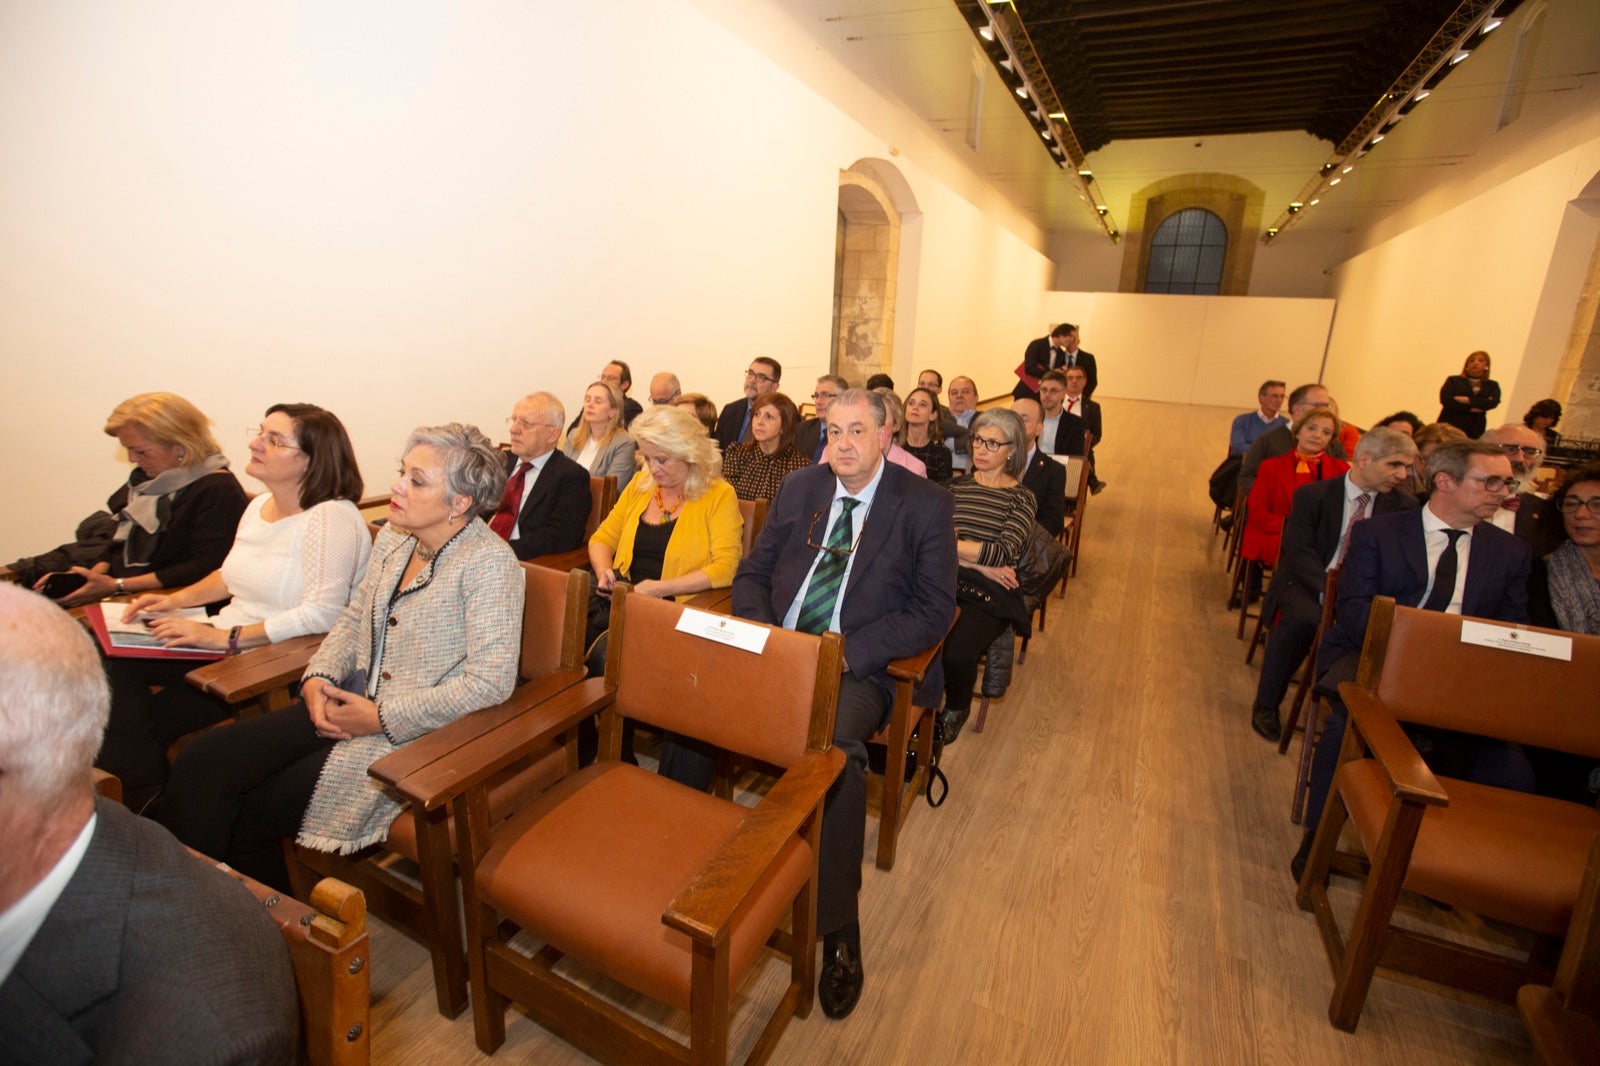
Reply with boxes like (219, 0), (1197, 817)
(566, 381), (637, 482)
(99, 404), (371, 811)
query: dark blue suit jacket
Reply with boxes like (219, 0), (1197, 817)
(1320, 508), (1532, 666)
(732, 461), (957, 707)
(1262, 477), (1419, 621)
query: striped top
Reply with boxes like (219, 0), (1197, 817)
(950, 475), (1037, 568)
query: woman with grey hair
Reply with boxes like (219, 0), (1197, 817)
(157, 423), (525, 891)
(940, 408), (1037, 742)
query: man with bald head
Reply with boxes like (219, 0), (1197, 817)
(491, 392), (593, 560)
(1481, 423), (1560, 556)
(0, 585), (300, 1062)
(649, 372), (682, 406)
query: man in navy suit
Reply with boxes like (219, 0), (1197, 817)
(724, 388), (956, 1018)
(1249, 427), (1419, 742)
(491, 392), (593, 561)
(1292, 440), (1533, 880)
(713, 357), (782, 451)
(1015, 322), (1098, 400)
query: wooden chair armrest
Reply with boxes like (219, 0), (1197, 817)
(664, 746), (846, 944)
(1340, 684), (1450, 806)
(887, 641), (944, 684)
(368, 666), (586, 789)
(527, 548), (591, 574)
(684, 588), (734, 613)
(394, 678), (613, 811)
(186, 635), (325, 703)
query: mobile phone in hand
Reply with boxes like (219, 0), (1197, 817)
(39, 572), (89, 599)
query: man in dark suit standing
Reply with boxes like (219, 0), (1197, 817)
(707, 388), (956, 1019)
(1292, 440), (1533, 880)
(1249, 427), (1419, 742)
(490, 392), (593, 561)
(1011, 397), (1067, 537)
(796, 373), (848, 463)
(713, 357), (782, 451)
(1015, 323), (1098, 400)
(0, 584), (300, 1063)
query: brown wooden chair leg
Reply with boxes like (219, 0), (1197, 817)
(1290, 695), (1325, 824)
(413, 806), (469, 1018)
(1327, 801), (1428, 1031)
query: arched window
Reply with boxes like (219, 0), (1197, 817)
(1144, 208), (1228, 295)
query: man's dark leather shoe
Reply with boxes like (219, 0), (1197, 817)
(1251, 704), (1282, 743)
(819, 939), (864, 1019)
(939, 705), (970, 745)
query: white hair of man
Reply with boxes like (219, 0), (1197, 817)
(0, 584), (109, 802)
(522, 391), (566, 427)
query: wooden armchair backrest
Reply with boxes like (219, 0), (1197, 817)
(739, 497), (769, 557)
(1357, 597), (1600, 757)
(604, 587), (841, 768)
(587, 476), (619, 539)
(518, 563), (588, 682)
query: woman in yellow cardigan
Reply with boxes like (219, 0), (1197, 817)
(582, 405), (742, 764)
(588, 404), (743, 601)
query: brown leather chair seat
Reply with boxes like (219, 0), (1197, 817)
(384, 745), (565, 862)
(474, 760), (812, 1011)
(1340, 759), (1600, 936)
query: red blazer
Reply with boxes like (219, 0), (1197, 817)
(1241, 451), (1349, 563)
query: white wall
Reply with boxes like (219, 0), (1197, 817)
(0, 0), (1054, 564)
(1037, 292), (1334, 408)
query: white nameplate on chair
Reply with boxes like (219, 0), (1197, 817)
(675, 608), (769, 654)
(1459, 620), (1572, 661)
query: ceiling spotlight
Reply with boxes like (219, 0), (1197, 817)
(1342, 165), (1354, 173)
(1267, 227), (1279, 236)
(1329, 177), (1341, 186)
(1048, 112), (1066, 120)
(1041, 130), (1052, 140)
(1015, 86), (1028, 99)
(1414, 89), (1431, 102)
(1096, 205), (1107, 215)
(1369, 134), (1385, 145)
(1450, 49), (1471, 65)
(998, 58), (1014, 72)
(1481, 17), (1503, 33)
(1320, 163), (1336, 174)
(978, 25), (995, 41)
(1309, 198), (1320, 206)
(1288, 202), (1302, 213)
(1078, 169), (1092, 179)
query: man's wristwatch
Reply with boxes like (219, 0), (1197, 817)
(115, 578), (126, 595)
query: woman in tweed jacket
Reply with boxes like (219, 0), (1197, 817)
(157, 424), (523, 891)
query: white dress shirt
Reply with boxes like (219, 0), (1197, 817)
(1419, 505), (1473, 614)
(782, 457), (886, 637)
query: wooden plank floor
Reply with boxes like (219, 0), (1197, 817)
(364, 397), (1532, 1064)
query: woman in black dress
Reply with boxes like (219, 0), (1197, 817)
(901, 386), (953, 484)
(1437, 350), (1500, 438)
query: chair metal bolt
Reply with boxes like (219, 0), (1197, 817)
(348, 955), (365, 975)
(345, 1024), (363, 1042)
(299, 914), (314, 926)
(264, 895), (279, 907)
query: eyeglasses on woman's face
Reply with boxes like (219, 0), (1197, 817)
(970, 434), (1012, 453)
(248, 426), (300, 451)
(1558, 495), (1600, 516)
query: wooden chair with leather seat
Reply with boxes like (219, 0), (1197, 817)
(456, 586), (845, 1064)
(1282, 567), (1340, 824)
(684, 497), (768, 614)
(528, 474), (619, 574)
(1296, 597), (1600, 1031)
(286, 563), (599, 1019)
(1055, 436), (1092, 589)
(866, 633), (948, 872)
(1520, 834), (1600, 1065)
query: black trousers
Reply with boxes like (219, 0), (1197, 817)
(154, 702), (334, 891)
(1252, 588), (1321, 713)
(658, 672), (890, 937)
(100, 656), (236, 811)
(941, 605), (1011, 713)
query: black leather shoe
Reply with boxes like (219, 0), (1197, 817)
(1289, 829), (1315, 884)
(939, 705), (970, 745)
(818, 939), (864, 1019)
(1250, 704), (1282, 743)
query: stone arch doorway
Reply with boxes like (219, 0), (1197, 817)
(832, 161), (920, 387)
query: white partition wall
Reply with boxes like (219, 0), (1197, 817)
(1034, 292), (1335, 407)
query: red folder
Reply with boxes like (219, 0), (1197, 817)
(84, 603), (227, 661)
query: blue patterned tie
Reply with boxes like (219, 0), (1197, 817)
(796, 498), (859, 635)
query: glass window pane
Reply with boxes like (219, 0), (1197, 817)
(1171, 246), (1200, 283)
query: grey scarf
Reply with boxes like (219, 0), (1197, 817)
(1547, 540), (1600, 636)
(113, 454), (230, 566)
